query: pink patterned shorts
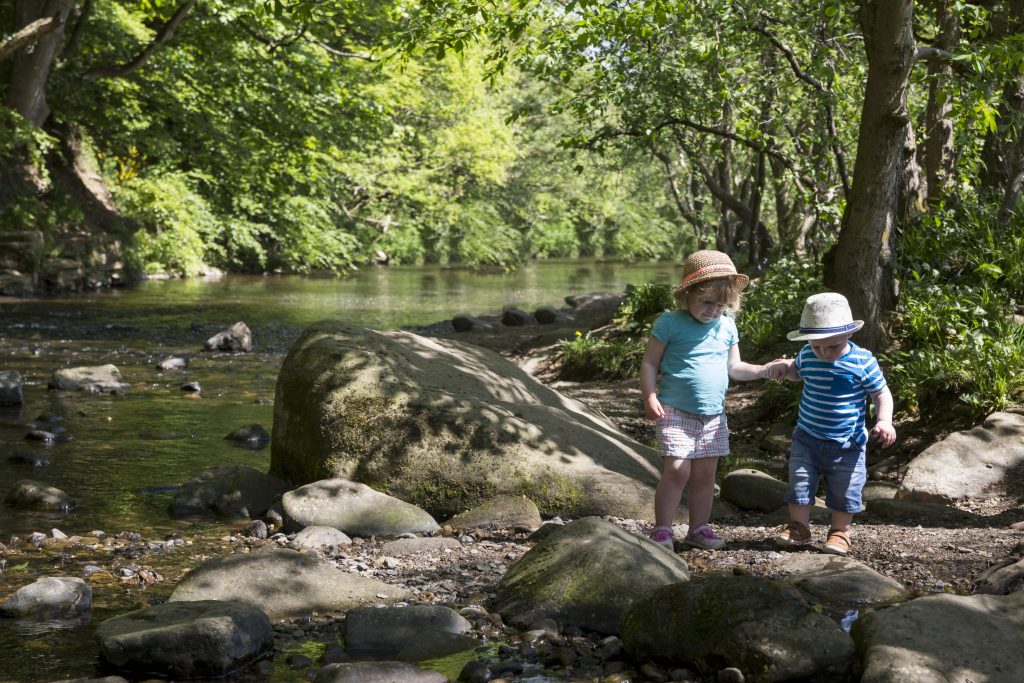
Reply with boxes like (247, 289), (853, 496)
(656, 405), (730, 459)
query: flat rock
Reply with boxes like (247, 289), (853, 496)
(282, 479), (439, 537)
(168, 548), (410, 620)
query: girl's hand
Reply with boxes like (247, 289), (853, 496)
(871, 421), (897, 448)
(644, 395), (665, 421)
(761, 359), (793, 380)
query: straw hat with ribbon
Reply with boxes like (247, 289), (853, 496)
(674, 250), (750, 295)
(787, 292), (864, 341)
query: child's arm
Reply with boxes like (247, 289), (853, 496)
(727, 345), (790, 381)
(869, 387), (897, 447)
(640, 336), (667, 420)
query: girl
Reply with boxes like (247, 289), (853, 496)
(641, 250), (784, 549)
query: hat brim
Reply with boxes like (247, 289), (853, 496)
(786, 320), (864, 341)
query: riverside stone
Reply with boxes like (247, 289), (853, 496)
(203, 321), (252, 352)
(774, 554), (908, 608)
(224, 423), (271, 447)
(494, 516), (690, 635)
(170, 464), (290, 519)
(168, 548), (410, 620)
(852, 591), (1024, 683)
(270, 320), (661, 519)
(313, 662), (447, 683)
(95, 600), (272, 679)
(0, 370), (23, 405)
(4, 479), (76, 511)
(621, 574), (856, 683)
(289, 525), (352, 552)
(720, 468), (787, 512)
(344, 604), (473, 659)
(281, 479), (440, 537)
(897, 412), (1024, 504)
(0, 576), (92, 619)
(48, 364), (129, 393)
(444, 494), (542, 531)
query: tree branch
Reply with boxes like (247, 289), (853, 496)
(83, 0), (196, 81)
(0, 13), (64, 63)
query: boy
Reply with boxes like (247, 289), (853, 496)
(772, 292), (896, 555)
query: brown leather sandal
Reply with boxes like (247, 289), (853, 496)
(823, 528), (851, 555)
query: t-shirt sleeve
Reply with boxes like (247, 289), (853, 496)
(860, 354), (887, 394)
(725, 316), (739, 346)
(650, 311), (673, 344)
(794, 345), (809, 377)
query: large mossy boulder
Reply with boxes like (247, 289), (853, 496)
(269, 320), (661, 519)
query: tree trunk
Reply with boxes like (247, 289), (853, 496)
(923, 0), (958, 203)
(824, 0), (916, 350)
(6, 0), (74, 127)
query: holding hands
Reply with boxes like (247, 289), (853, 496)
(761, 358), (794, 380)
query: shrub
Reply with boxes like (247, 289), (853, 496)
(556, 331), (645, 381)
(737, 257), (823, 349)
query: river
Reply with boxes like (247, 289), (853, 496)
(0, 259), (680, 682)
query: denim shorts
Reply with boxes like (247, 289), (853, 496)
(784, 427), (867, 513)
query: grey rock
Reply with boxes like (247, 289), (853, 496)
(0, 370), (23, 405)
(380, 536), (462, 557)
(168, 548), (410, 620)
(533, 306), (570, 325)
(0, 576), (91, 619)
(852, 591), (1024, 682)
(289, 525), (352, 551)
(897, 412), (1024, 504)
(445, 495), (542, 531)
(313, 661), (447, 683)
(4, 479), (76, 511)
(95, 600), (272, 679)
(156, 355), (189, 371)
(720, 468), (787, 512)
(501, 307), (533, 326)
(170, 464), (289, 519)
(269, 321), (662, 520)
(48, 364), (129, 393)
(775, 554), (909, 608)
(452, 314), (493, 332)
(281, 479), (439, 537)
(345, 604), (472, 659)
(224, 423), (270, 447)
(494, 516), (690, 635)
(203, 321), (252, 352)
(974, 557), (1024, 595)
(622, 574), (856, 683)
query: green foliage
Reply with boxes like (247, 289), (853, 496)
(886, 201), (1024, 422)
(556, 331), (645, 381)
(115, 172), (215, 276)
(613, 283), (674, 335)
(736, 257), (823, 349)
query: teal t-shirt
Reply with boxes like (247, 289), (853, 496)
(650, 309), (738, 415)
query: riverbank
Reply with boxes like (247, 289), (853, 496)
(2, 293), (1023, 682)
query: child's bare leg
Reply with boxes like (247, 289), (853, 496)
(830, 510), (853, 532)
(788, 503), (812, 527)
(654, 457), (691, 528)
(685, 457), (719, 529)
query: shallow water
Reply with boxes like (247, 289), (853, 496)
(0, 260), (680, 682)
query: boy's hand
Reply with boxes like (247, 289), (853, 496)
(644, 395), (665, 421)
(871, 420), (896, 448)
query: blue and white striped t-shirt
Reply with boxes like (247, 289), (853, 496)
(794, 341), (887, 444)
